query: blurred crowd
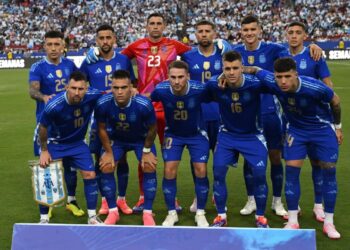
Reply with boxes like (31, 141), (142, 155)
(0, 0), (349, 54)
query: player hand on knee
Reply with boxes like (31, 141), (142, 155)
(39, 150), (52, 168)
(99, 152), (115, 173)
(85, 47), (100, 64)
(141, 152), (157, 172)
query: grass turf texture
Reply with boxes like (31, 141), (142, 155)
(0, 61), (349, 249)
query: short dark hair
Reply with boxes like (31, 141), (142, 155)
(96, 24), (115, 34)
(112, 70), (131, 80)
(168, 60), (189, 73)
(70, 71), (87, 82)
(195, 20), (216, 30)
(241, 15), (260, 26)
(147, 13), (165, 23)
(287, 21), (307, 32)
(222, 51), (242, 62)
(274, 58), (297, 72)
(44, 31), (64, 40)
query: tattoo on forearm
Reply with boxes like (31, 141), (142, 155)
(39, 125), (48, 151)
(29, 81), (44, 101)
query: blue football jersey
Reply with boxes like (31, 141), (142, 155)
(29, 57), (78, 121)
(80, 52), (136, 91)
(234, 41), (287, 114)
(40, 88), (102, 143)
(151, 80), (209, 137)
(280, 47), (331, 80)
(95, 94), (156, 143)
(206, 74), (264, 134)
(181, 47), (221, 121)
(256, 70), (334, 129)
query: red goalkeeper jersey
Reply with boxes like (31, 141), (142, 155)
(122, 37), (190, 111)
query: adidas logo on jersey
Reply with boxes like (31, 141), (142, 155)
(192, 64), (200, 69)
(95, 68), (103, 74)
(47, 73), (54, 79)
(200, 155), (208, 161)
(256, 161), (265, 167)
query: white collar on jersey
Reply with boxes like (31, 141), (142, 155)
(198, 46), (217, 57)
(102, 51), (116, 62)
(296, 77), (302, 93)
(244, 41), (261, 51)
(114, 97), (132, 109)
(64, 92), (69, 104)
(45, 56), (62, 65)
(289, 46), (306, 56)
(170, 81), (190, 95)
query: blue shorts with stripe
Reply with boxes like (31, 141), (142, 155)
(162, 132), (209, 163)
(47, 140), (94, 171)
(214, 129), (268, 170)
(284, 126), (338, 163)
(108, 141), (157, 162)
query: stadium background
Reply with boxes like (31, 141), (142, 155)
(0, 0), (349, 249)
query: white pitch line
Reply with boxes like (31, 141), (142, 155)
(327, 61), (350, 66)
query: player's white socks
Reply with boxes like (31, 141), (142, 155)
(139, 195), (144, 200)
(324, 212), (334, 224)
(109, 207), (118, 212)
(40, 214), (49, 220)
(314, 203), (323, 209)
(219, 213), (227, 219)
(117, 196), (125, 200)
(144, 209), (152, 214)
(196, 209), (205, 214)
(67, 196), (76, 203)
(272, 196), (281, 203)
(248, 195), (255, 201)
(288, 210), (299, 224)
(88, 210), (97, 217)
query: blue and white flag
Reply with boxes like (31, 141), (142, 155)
(29, 160), (66, 206)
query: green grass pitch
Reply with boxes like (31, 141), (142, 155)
(0, 61), (349, 249)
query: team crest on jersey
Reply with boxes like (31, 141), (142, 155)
(151, 46), (158, 55)
(248, 56), (254, 65)
(231, 92), (240, 101)
(56, 70), (62, 78)
(288, 98), (295, 106)
(299, 59), (307, 69)
(203, 61), (210, 70)
(214, 60), (221, 70)
(176, 101), (184, 109)
(259, 54), (266, 64)
(119, 113), (126, 121)
(74, 109), (81, 117)
(105, 65), (112, 74)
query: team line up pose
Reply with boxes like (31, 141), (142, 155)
(29, 13), (342, 239)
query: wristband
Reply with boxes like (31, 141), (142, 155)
(334, 123), (342, 129)
(143, 147), (151, 153)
